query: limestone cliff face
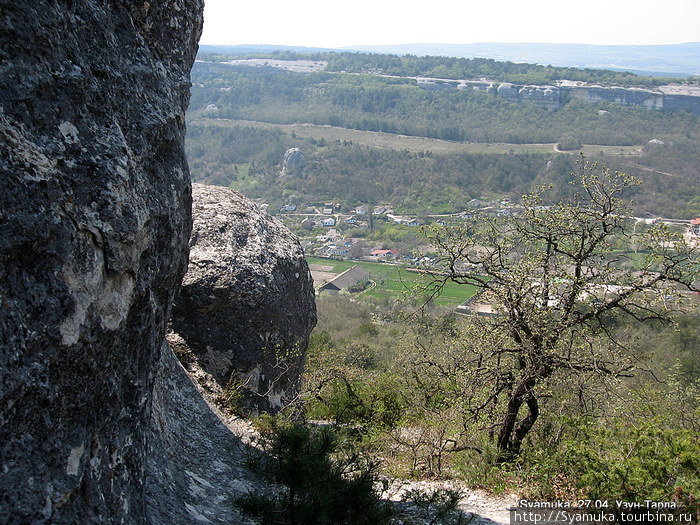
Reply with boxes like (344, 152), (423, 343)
(0, 1), (203, 523)
(416, 77), (700, 114)
(146, 185), (316, 524)
(170, 183), (317, 415)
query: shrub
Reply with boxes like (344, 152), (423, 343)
(400, 488), (475, 525)
(562, 420), (700, 515)
(557, 136), (582, 150)
(238, 423), (393, 524)
(348, 280), (370, 293)
(516, 413), (700, 517)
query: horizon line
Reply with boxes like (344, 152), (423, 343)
(199, 41), (700, 48)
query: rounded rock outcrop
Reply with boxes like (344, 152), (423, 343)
(280, 147), (306, 176)
(169, 183), (316, 414)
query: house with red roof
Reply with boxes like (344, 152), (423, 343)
(370, 249), (399, 259)
(687, 218), (700, 244)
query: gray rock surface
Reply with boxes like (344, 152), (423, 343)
(146, 343), (262, 525)
(496, 83), (519, 101)
(170, 183), (317, 414)
(415, 74), (700, 114)
(281, 147), (306, 175)
(518, 86), (560, 110)
(572, 86), (665, 109)
(0, 1), (203, 523)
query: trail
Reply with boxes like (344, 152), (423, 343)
(623, 161), (689, 180)
(386, 479), (518, 524)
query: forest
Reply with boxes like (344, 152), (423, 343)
(186, 121), (700, 218)
(189, 62), (699, 145)
(186, 52), (700, 218)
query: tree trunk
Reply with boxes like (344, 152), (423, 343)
(495, 378), (539, 463)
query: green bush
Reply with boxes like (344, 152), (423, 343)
(306, 372), (405, 432)
(401, 488), (474, 525)
(557, 136), (582, 150)
(516, 414), (700, 516)
(562, 420), (700, 513)
(348, 280), (370, 293)
(238, 423), (393, 524)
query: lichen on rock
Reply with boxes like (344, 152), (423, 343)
(0, 2), (318, 523)
(0, 1), (203, 522)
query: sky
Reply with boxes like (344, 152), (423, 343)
(199, 0), (700, 48)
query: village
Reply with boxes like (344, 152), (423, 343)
(265, 198), (700, 313)
(274, 198), (513, 257)
(272, 198), (700, 260)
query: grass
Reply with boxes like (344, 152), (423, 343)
(232, 163), (251, 178)
(307, 256), (480, 306)
(225, 163), (255, 192)
(192, 118), (643, 156)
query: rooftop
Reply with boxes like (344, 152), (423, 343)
(322, 265), (370, 291)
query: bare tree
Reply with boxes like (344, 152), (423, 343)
(349, 240), (369, 259)
(423, 159), (698, 462)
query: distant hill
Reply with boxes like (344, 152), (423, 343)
(341, 42), (700, 77)
(198, 44), (338, 55)
(198, 42), (700, 77)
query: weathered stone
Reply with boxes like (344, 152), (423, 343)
(146, 343), (262, 525)
(518, 85), (560, 110)
(496, 83), (519, 101)
(0, 1), (203, 523)
(280, 147), (306, 176)
(416, 78), (455, 91)
(405, 72), (700, 114)
(568, 85), (665, 109)
(170, 183), (317, 414)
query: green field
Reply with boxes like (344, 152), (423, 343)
(307, 256), (480, 306)
(194, 118), (643, 157)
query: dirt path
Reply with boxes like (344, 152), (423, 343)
(386, 479), (518, 524)
(624, 161), (686, 180)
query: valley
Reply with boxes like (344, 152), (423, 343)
(187, 50), (700, 221)
(184, 48), (700, 521)
(193, 117), (644, 156)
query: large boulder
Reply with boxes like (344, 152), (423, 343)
(280, 147), (306, 176)
(170, 183), (317, 414)
(0, 1), (203, 523)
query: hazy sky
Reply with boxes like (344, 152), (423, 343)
(199, 0), (700, 47)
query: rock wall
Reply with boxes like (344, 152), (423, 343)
(417, 77), (700, 114)
(0, 1), (203, 523)
(170, 183), (317, 415)
(566, 86), (665, 109)
(146, 343), (261, 525)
